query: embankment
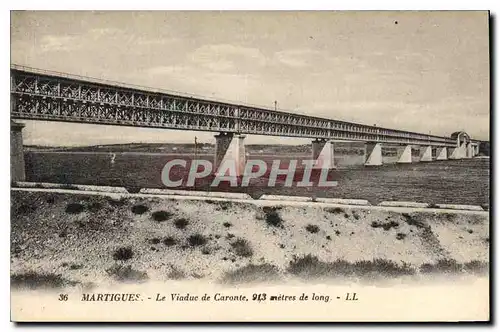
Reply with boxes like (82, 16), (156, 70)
(10, 188), (489, 290)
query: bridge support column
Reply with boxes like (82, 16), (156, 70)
(436, 147), (448, 160)
(214, 133), (246, 177)
(472, 144), (478, 156)
(466, 143), (473, 158)
(11, 121), (26, 182)
(311, 139), (336, 169)
(396, 145), (412, 163)
(449, 143), (466, 159)
(419, 145), (433, 162)
(364, 142), (382, 166)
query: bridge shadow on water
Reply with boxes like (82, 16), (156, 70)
(24, 152), (490, 207)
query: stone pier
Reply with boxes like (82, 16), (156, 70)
(11, 121), (26, 182)
(214, 133), (246, 176)
(396, 145), (412, 163)
(364, 142), (382, 166)
(311, 139), (335, 169)
(419, 146), (433, 162)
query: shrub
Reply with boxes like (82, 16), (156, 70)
(11, 272), (78, 289)
(371, 220), (399, 231)
(305, 224), (320, 234)
(167, 266), (186, 280)
(262, 207), (284, 227)
(288, 254), (415, 280)
(188, 234), (207, 247)
(65, 203), (85, 214)
(396, 233), (407, 240)
(87, 202), (102, 213)
(163, 237), (177, 246)
(231, 238), (253, 257)
(106, 264), (148, 282)
(131, 204), (148, 215)
(112, 247), (134, 261)
(324, 207), (344, 214)
(220, 263), (281, 284)
(174, 218), (189, 230)
(152, 211), (173, 222)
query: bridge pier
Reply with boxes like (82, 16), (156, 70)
(11, 121), (26, 182)
(311, 139), (336, 169)
(419, 145), (433, 162)
(396, 145), (413, 163)
(466, 142), (473, 158)
(214, 133), (246, 176)
(436, 147), (448, 160)
(364, 142), (382, 166)
(449, 142), (467, 159)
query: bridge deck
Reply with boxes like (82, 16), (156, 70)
(10, 65), (458, 147)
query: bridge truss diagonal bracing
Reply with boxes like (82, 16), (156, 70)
(10, 65), (458, 147)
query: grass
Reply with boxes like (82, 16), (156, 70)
(174, 218), (189, 230)
(231, 238), (253, 257)
(287, 254), (416, 280)
(65, 202), (85, 214)
(305, 224), (320, 234)
(112, 246), (134, 261)
(105, 264), (148, 282)
(151, 211), (173, 222)
(131, 204), (149, 215)
(220, 263), (281, 284)
(167, 266), (186, 280)
(419, 259), (488, 275)
(188, 234), (207, 247)
(11, 272), (78, 290)
(217, 201), (232, 211)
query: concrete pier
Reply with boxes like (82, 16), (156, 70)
(364, 142), (382, 166)
(312, 139), (335, 169)
(419, 146), (433, 162)
(11, 121), (26, 182)
(396, 145), (412, 163)
(436, 147), (448, 160)
(214, 133), (246, 176)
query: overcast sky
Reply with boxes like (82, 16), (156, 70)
(11, 11), (489, 146)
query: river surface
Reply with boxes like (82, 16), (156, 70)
(24, 151), (490, 206)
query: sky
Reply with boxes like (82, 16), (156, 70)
(10, 11), (490, 146)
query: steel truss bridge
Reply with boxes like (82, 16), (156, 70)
(10, 65), (463, 147)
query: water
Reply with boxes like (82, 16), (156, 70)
(24, 151), (490, 206)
